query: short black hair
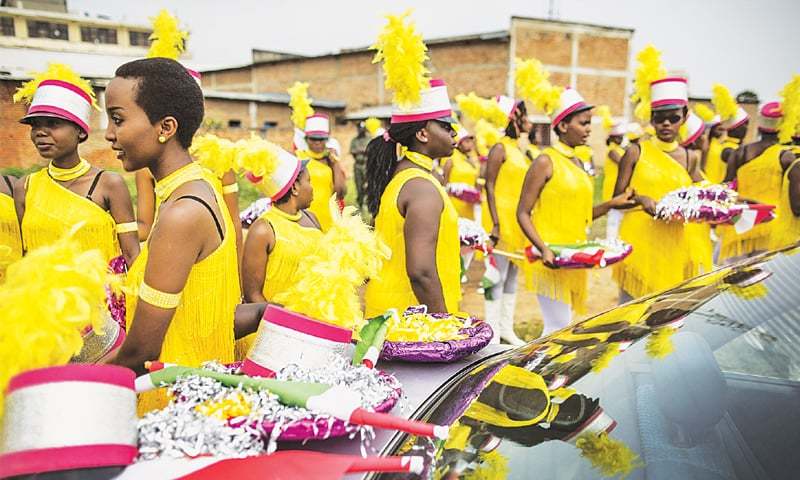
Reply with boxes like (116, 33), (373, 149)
(115, 57), (204, 149)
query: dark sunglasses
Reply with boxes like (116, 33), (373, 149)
(433, 120), (455, 132)
(653, 112), (682, 125)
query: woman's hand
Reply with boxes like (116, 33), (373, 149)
(541, 246), (557, 268)
(609, 189), (637, 209)
(489, 223), (500, 245)
(636, 195), (658, 216)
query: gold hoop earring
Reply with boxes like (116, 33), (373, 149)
(158, 135), (167, 144)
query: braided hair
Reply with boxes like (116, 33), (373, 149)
(365, 120), (427, 217)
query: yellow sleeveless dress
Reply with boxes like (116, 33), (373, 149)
(719, 144), (786, 260)
(0, 191), (22, 283)
(704, 137), (730, 184)
(126, 163), (240, 414)
(770, 158), (800, 250)
(364, 166), (461, 317)
(613, 139), (694, 298)
(480, 137), (530, 257)
(524, 146), (593, 313)
(298, 151), (335, 232)
(447, 149), (480, 219)
(22, 169), (120, 263)
(602, 143), (625, 201)
(234, 207), (323, 359)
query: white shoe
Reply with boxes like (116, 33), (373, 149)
(500, 293), (526, 346)
(483, 299), (502, 344)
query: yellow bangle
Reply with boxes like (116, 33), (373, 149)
(476, 178), (486, 186)
(138, 281), (182, 309)
(115, 221), (138, 234)
(222, 183), (239, 194)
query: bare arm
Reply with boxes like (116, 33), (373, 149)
(687, 149), (705, 183)
(241, 218), (273, 303)
(516, 154), (556, 267)
(103, 172), (140, 265)
(330, 156), (347, 200)
(399, 177), (448, 312)
(221, 170), (243, 272)
(780, 151), (800, 216)
(442, 158), (454, 184)
(484, 143), (506, 241)
(135, 170), (155, 241)
(722, 147), (740, 183)
(234, 302), (268, 339)
(607, 148), (622, 166)
(614, 143), (655, 215)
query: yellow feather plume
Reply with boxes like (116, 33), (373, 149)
(190, 133), (239, 178)
(288, 81), (315, 130)
(596, 105), (615, 132)
(474, 119), (502, 156)
(631, 45), (667, 122)
(462, 449), (510, 480)
(778, 74), (800, 144)
(711, 83), (738, 122)
(456, 92), (508, 129)
(514, 57), (562, 116)
(233, 134), (280, 180)
(371, 10), (430, 110)
(13, 63), (98, 109)
(575, 432), (642, 479)
(694, 103), (715, 123)
(591, 343), (620, 373)
(645, 327), (676, 359)
(0, 229), (117, 416)
(365, 117), (383, 137)
(274, 199), (390, 331)
(147, 9), (188, 60)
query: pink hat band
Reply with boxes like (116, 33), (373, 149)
(650, 77), (689, 109)
(681, 112), (706, 147)
(186, 68), (202, 86)
(305, 114), (330, 137)
(552, 88), (592, 126)
(758, 101), (782, 132)
(0, 364), (137, 478)
(23, 79), (92, 133)
(247, 147), (303, 201)
(391, 79), (454, 124)
(242, 305), (354, 378)
(724, 106), (750, 130)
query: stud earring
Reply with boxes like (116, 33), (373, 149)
(158, 135), (167, 144)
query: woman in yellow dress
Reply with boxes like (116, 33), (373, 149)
(482, 95), (533, 345)
(719, 102), (796, 262)
(295, 114), (347, 231)
(104, 58), (240, 414)
(0, 174), (22, 282)
(681, 111), (714, 275)
(12, 64), (139, 268)
(443, 125), (480, 220)
(363, 79), (461, 318)
(239, 147), (321, 357)
(613, 76), (705, 302)
(517, 89), (634, 336)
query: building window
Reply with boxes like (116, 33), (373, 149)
(0, 17), (14, 37)
(227, 119), (242, 128)
(81, 26), (117, 44)
(128, 30), (151, 47)
(26, 20), (69, 40)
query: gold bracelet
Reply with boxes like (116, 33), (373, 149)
(222, 183), (239, 194)
(115, 221), (138, 234)
(138, 281), (182, 309)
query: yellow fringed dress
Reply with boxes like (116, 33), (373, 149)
(613, 139), (694, 298)
(234, 208), (322, 359)
(704, 137), (729, 184)
(480, 137), (530, 257)
(602, 143), (625, 201)
(446, 149), (480, 219)
(770, 158), (800, 250)
(126, 163), (240, 414)
(21, 169), (120, 263)
(719, 144), (786, 260)
(364, 167), (461, 317)
(298, 151), (335, 231)
(0, 191), (22, 283)
(524, 146), (593, 313)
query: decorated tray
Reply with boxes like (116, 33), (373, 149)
(525, 240), (633, 269)
(655, 183), (776, 227)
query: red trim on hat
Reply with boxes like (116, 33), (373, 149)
(727, 116), (749, 130)
(39, 79), (93, 104)
(6, 364), (135, 394)
(650, 77), (688, 86)
(263, 305), (352, 343)
(25, 105), (90, 133)
(760, 102), (782, 118)
(552, 101), (588, 126)
(391, 108), (453, 124)
(429, 79), (446, 88)
(241, 358), (277, 378)
(681, 123), (705, 147)
(307, 113), (329, 120)
(757, 127), (778, 133)
(269, 160), (302, 201)
(651, 98), (688, 108)
(304, 130), (329, 137)
(186, 68), (201, 79)
(0, 444), (137, 478)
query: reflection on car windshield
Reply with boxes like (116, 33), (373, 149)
(380, 245), (800, 480)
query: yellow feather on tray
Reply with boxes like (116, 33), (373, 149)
(631, 45), (667, 122)
(287, 81), (315, 130)
(0, 228), (118, 417)
(711, 83), (738, 122)
(190, 133), (239, 178)
(694, 103), (716, 123)
(456, 92), (508, 129)
(596, 105), (615, 132)
(13, 63), (98, 109)
(371, 10), (430, 110)
(778, 74), (800, 144)
(514, 57), (562, 116)
(147, 9), (188, 60)
(274, 198), (390, 331)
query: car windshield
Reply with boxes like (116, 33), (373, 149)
(378, 245), (800, 480)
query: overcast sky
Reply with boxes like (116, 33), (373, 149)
(69, 0), (799, 100)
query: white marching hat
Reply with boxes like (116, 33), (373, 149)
(186, 67), (202, 86)
(247, 146), (307, 201)
(305, 113), (330, 138)
(758, 101), (781, 133)
(494, 95), (518, 122)
(681, 111), (706, 146)
(21, 79), (93, 134)
(724, 106), (750, 130)
(552, 88), (593, 126)
(391, 79), (455, 124)
(650, 77), (688, 111)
